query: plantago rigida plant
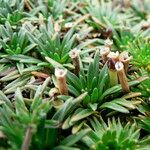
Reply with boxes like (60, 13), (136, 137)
(0, 77), (90, 149)
(113, 21), (150, 50)
(0, 23), (35, 54)
(26, 0), (67, 20)
(113, 28), (136, 50)
(81, 117), (150, 150)
(67, 51), (109, 104)
(66, 51), (145, 113)
(0, 0), (24, 25)
(25, 17), (76, 65)
(85, 0), (131, 31)
(130, 0), (150, 20)
(0, 21), (39, 65)
(46, 0), (66, 20)
(127, 38), (150, 68)
(131, 68), (150, 98)
(25, 17), (98, 67)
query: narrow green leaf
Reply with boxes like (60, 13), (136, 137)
(91, 88), (99, 103)
(0, 91), (12, 109)
(67, 71), (82, 92)
(71, 109), (94, 123)
(60, 129), (91, 146)
(100, 102), (129, 113)
(53, 146), (80, 150)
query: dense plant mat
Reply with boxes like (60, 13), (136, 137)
(0, 0), (150, 150)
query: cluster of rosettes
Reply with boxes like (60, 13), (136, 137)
(51, 39), (133, 97)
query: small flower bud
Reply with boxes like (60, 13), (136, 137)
(107, 58), (118, 86)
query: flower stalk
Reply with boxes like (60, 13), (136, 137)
(109, 69), (118, 87)
(24, 0), (32, 11)
(22, 125), (33, 150)
(55, 68), (68, 95)
(115, 61), (130, 93)
(100, 47), (110, 63)
(119, 51), (132, 74)
(107, 51), (119, 86)
(69, 49), (80, 75)
(104, 38), (113, 49)
(108, 58), (118, 86)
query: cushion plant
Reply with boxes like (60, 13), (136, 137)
(0, 0), (150, 149)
